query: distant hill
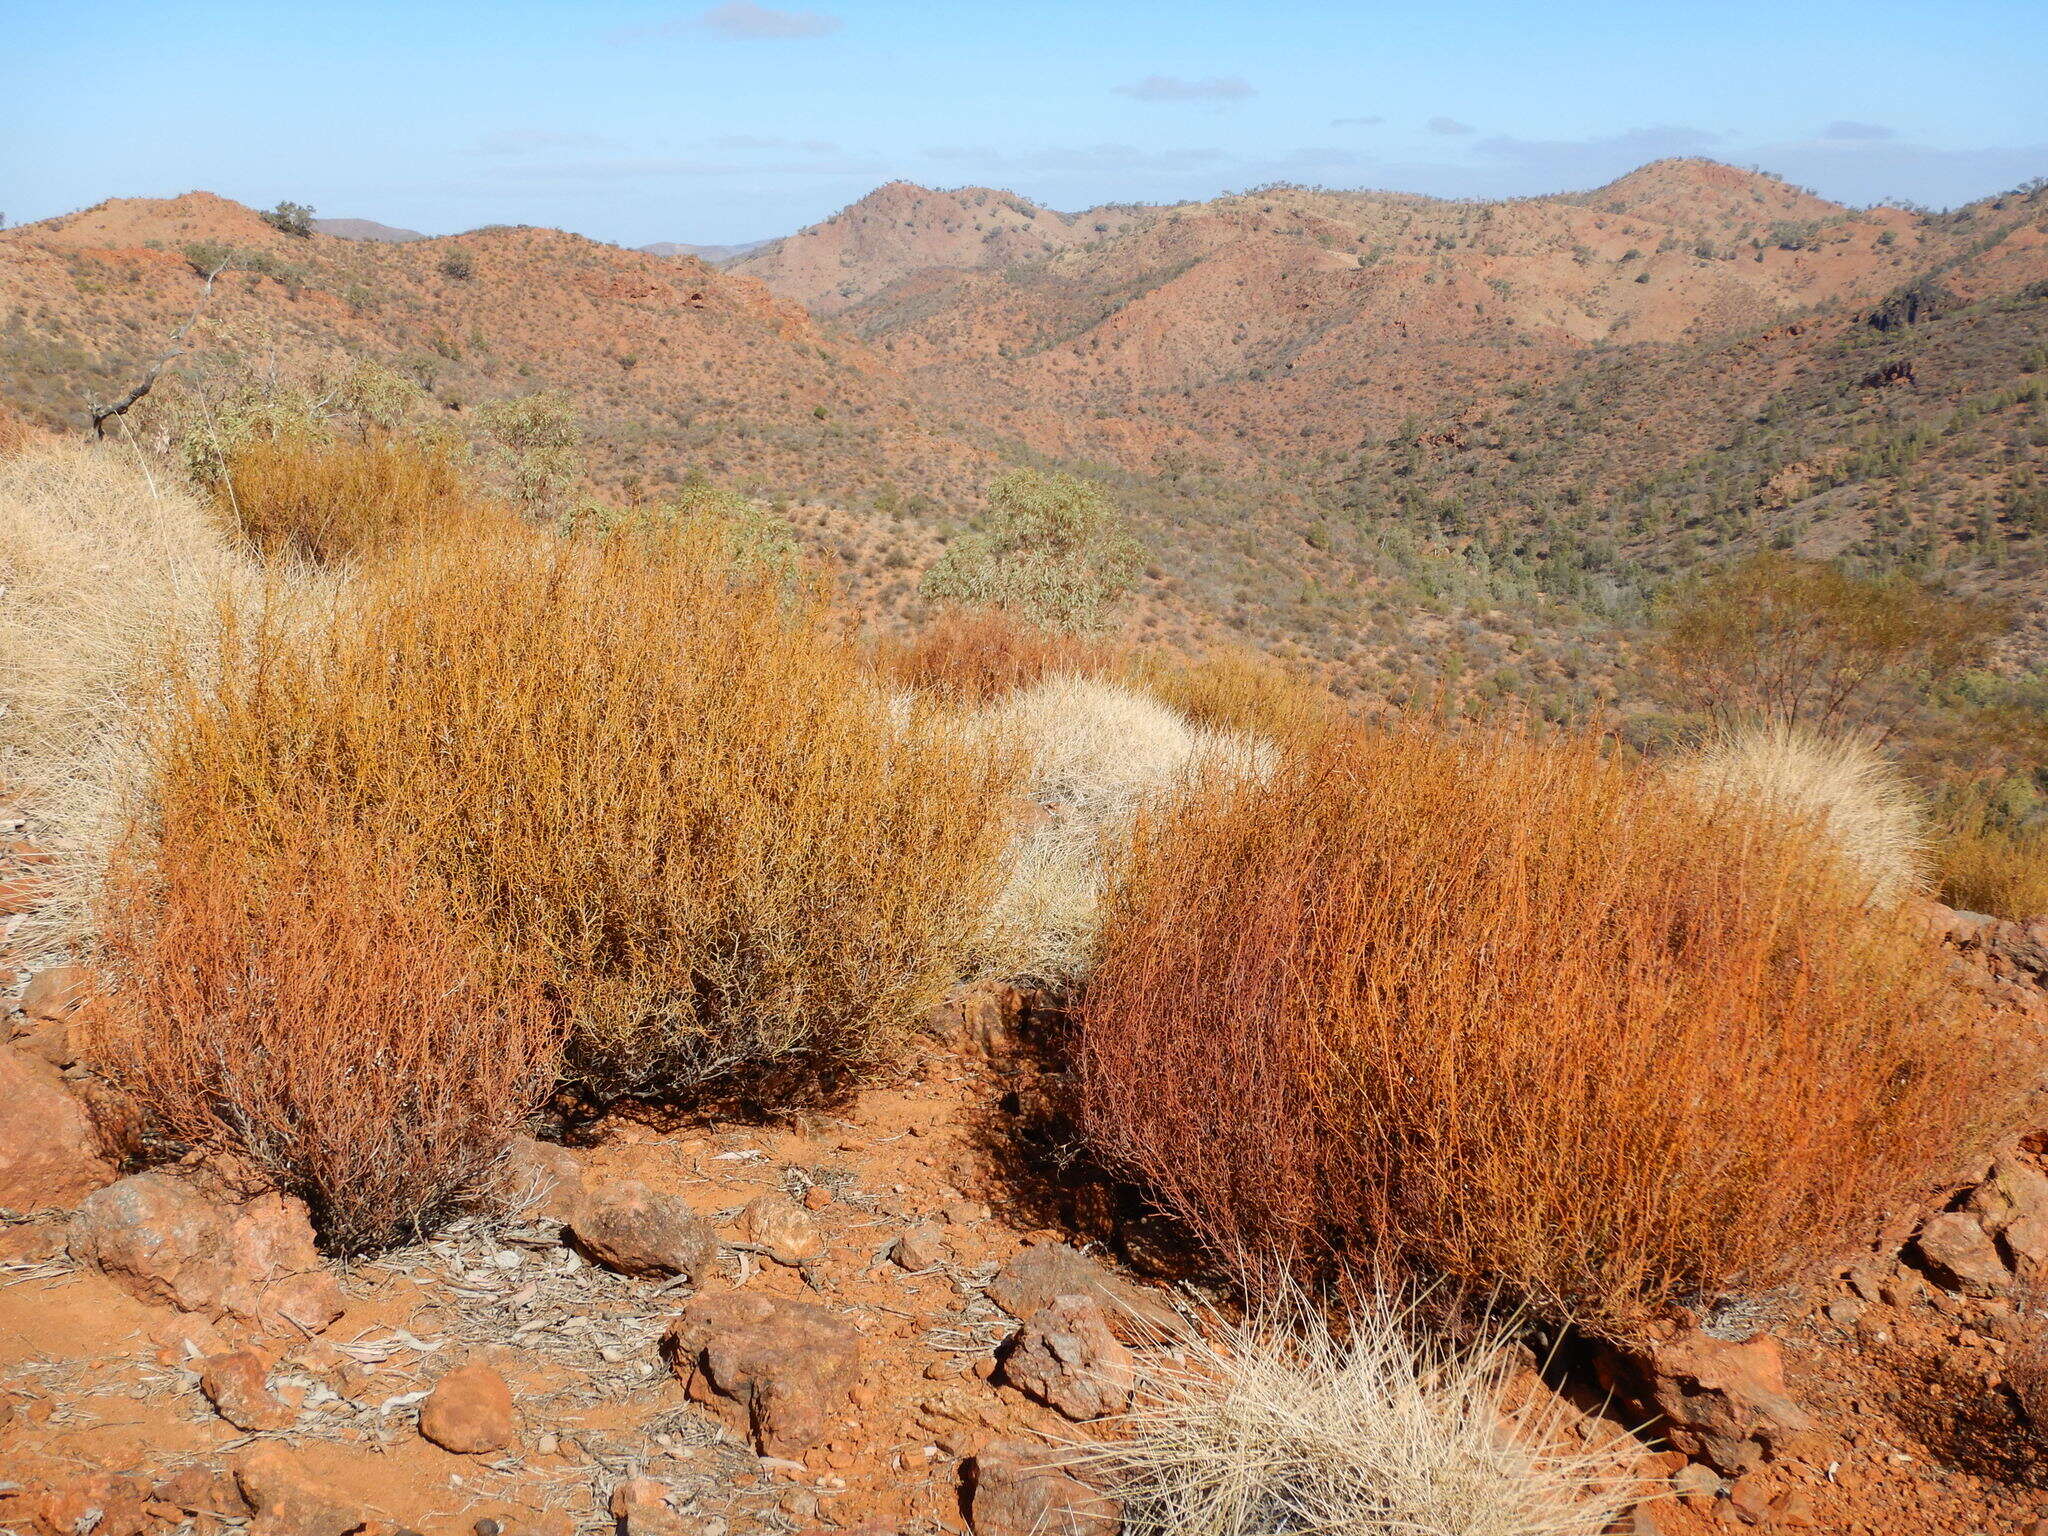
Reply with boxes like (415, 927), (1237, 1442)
(311, 217), (427, 243)
(639, 238), (775, 264)
(726, 182), (1147, 314)
(7, 164), (2048, 697)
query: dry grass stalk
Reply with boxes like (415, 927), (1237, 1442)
(962, 676), (1272, 982)
(1080, 723), (2006, 1335)
(1085, 1289), (1649, 1536)
(0, 439), (291, 957)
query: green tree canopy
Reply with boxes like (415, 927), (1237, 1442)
(921, 468), (1143, 633)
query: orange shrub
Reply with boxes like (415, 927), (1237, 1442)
(1124, 645), (1338, 739)
(875, 608), (1123, 704)
(1937, 795), (2048, 920)
(94, 804), (555, 1252)
(1079, 724), (2009, 1335)
(215, 433), (504, 563)
(131, 523), (1016, 1109)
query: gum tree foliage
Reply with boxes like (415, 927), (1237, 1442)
(1654, 553), (2006, 734)
(922, 469), (1144, 633)
(476, 392), (582, 508)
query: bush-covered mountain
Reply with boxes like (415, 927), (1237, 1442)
(5, 162), (2046, 700)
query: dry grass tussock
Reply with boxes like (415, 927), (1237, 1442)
(1080, 724), (2006, 1335)
(1672, 721), (1929, 906)
(213, 433), (510, 564)
(92, 802), (557, 1252)
(1085, 1290), (1647, 1536)
(127, 522), (1018, 1107)
(0, 439), (297, 957)
(960, 675), (1272, 983)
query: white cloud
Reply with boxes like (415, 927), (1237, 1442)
(1331, 115), (1385, 127)
(1116, 75), (1255, 102)
(1427, 116), (1474, 136)
(474, 129), (622, 156)
(698, 2), (841, 39)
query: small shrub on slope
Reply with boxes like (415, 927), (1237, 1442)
(1088, 1290), (1645, 1536)
(1079, 724), (2005, 1335)
(1125, 645), (1338, 739)
(131, 523), (1016, 1107)
(1672, 722), (1930, 906)
(95, 805), (555, 1252)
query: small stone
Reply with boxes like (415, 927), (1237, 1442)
(473, 1520), (502, 1536)
(801, 1185), (833, 1211)
(1001, 1295), (1135, 1420)
(609, 1478), (688, 1536)
(891, 1224), (950, 1271)
(17, 965), (96, 1022)
(418, 1361), (516, 1454)
(199, 1348), (300, 1432)
(233, 1445), (359, 1536)
(568, 1179), (718, 1279)
(1766, 1490), (1818, 1528)
(739, 1193), (825, 1267)
(1915, 1211), (2011, 1298)
(666, 1289), (862, 1455)
(969, 1439), (1119, 1536)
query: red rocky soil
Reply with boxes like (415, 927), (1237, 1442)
(11, 873), (2048, 1535)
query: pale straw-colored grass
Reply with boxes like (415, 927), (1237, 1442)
(1082, 1290), (1649, 1536)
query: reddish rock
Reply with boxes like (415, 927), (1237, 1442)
(1915, 1210), (2011, 1297)
(17, 965), (96, 1023)
(418, 1360), (516, 1454)
(1002, 1294), (1135, 1420)
(1970, 1148), (2048, 1281)
(1596, 1328), (1811, 1475)
(30, 1475), (151, 1536)
(199, 1348), (301, 1431)
(738, 1191), (825, 1266)
(987, 1243), (1175, 1339)
(233, 1445), (360, 1536)
(495, 1135), (587, 1226)
(568, 1178), (718, 1279)
(892, 1222), (950, 1270)
(968, 1439), (1119, 1536)
(152, 1466), (250, 1517)
(665, 1289), (861, 1454)
(69, 1171), (342, 1331)
(0, 1049), (116, 1212)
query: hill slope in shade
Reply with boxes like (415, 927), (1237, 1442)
(640, 238), (775, 263)
(312, 217), (428, 243)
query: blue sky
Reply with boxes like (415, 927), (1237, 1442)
(6, 0), (2046, 245)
